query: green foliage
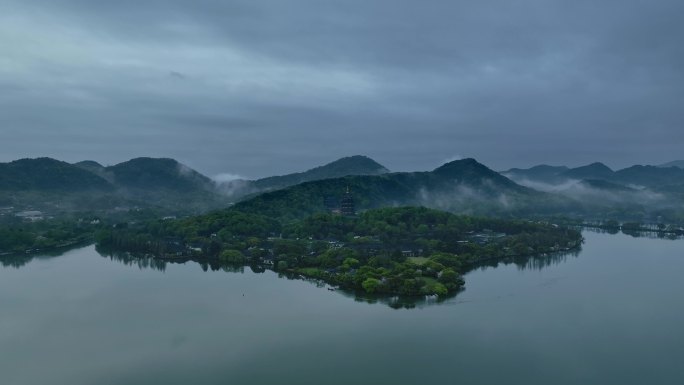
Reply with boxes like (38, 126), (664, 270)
(342, 258), (360, 268)
(94, 205), (581, 297)
(219, 249), (245, 264)
(420, 278), (449, 297)
(0, 218), (98, 254)
(361, 278), (381, 293)
(438, 269), (464, 291)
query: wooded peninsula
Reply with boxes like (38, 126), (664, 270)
(96, 206), (582, 297)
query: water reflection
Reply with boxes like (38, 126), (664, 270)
(94, 245), (466, 309)
(581, 226), (684, 240)
(94, 243), (583, 309)
(276, 270), (465, 309)
(470, 248), (582, 273)
(346, 287), (465, 309)
(3, 230), (684, 384)
(95, 245), (267, 275)
(0, 241), (588, 309)
(96, 245), (169, 272)
(0, 242), (91, 268)
(620, 230), (683, 240)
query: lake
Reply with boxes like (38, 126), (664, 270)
(1, 231), (683, 385)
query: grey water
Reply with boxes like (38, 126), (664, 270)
(1, 231), (683, 385)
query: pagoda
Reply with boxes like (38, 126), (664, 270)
(340, 186), (356, 216)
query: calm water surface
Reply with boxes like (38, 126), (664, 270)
(1, 231), (683, 385)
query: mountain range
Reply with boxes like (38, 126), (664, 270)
(0, 157), (222, 214)
(2, 155), (684, 224)
(231, 158), (570, 220)
(658, 160), (684, 169)
(0, 158), (112, 192)
(503, 161), (684, 192)
(0, 155), (393, 215)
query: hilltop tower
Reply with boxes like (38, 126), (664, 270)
(340, 186), (356, 216)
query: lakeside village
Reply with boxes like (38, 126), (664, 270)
(98, 188), (584, 297)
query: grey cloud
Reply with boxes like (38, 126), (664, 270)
(1, 0), (683, 177)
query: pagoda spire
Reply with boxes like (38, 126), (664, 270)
(340, 185), (355, 216)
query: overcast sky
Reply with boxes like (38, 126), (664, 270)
(1, 0), (683, 178)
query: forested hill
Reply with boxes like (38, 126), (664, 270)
(232, 158), (571, 220)
(562, 162), (614, 180)
(0, 157), (227, 215)
(216, 155), (391, 198)
(0, 158), (113, 191)
(73, 160), (107, 176)
(253, 155), (389, 191)
(0, 157), (216, 194)
(105, 157), (215, 192)
(0, 155), (394, 216)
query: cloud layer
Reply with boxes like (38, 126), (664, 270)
(1, 0), (683, 176)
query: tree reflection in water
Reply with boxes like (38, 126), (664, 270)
(1, 242), (90, 268)
(94, 243), (585, 309)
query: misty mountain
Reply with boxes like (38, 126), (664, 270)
(503, 165), (569, 184)
(74, 160), (106, 174)
(0, 158), (113, 191)
(5, 155), (684, 224)
(254, 155), (389, 191)
(217, 155), (390, 198)
(503, 162), (616, 185)
(92, 157), (226, 213)
(558, 179), (649, 204)
(578, 179), (637, 193)
(0, 157), (228, 215)
(3, 155), (391, 215)
(75, 157), (216, 193)
(506, 161), (684, 191)
(612, 165), (684, 188)
(232, 158), (570, 220)
(502, 162), (684, 222)
(105, 157), (215, 193)
(74, 160), (112, 183)
(658, 160), (684, 169)
(561, 162), (614, 180)
(430, 158), (528, 192)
